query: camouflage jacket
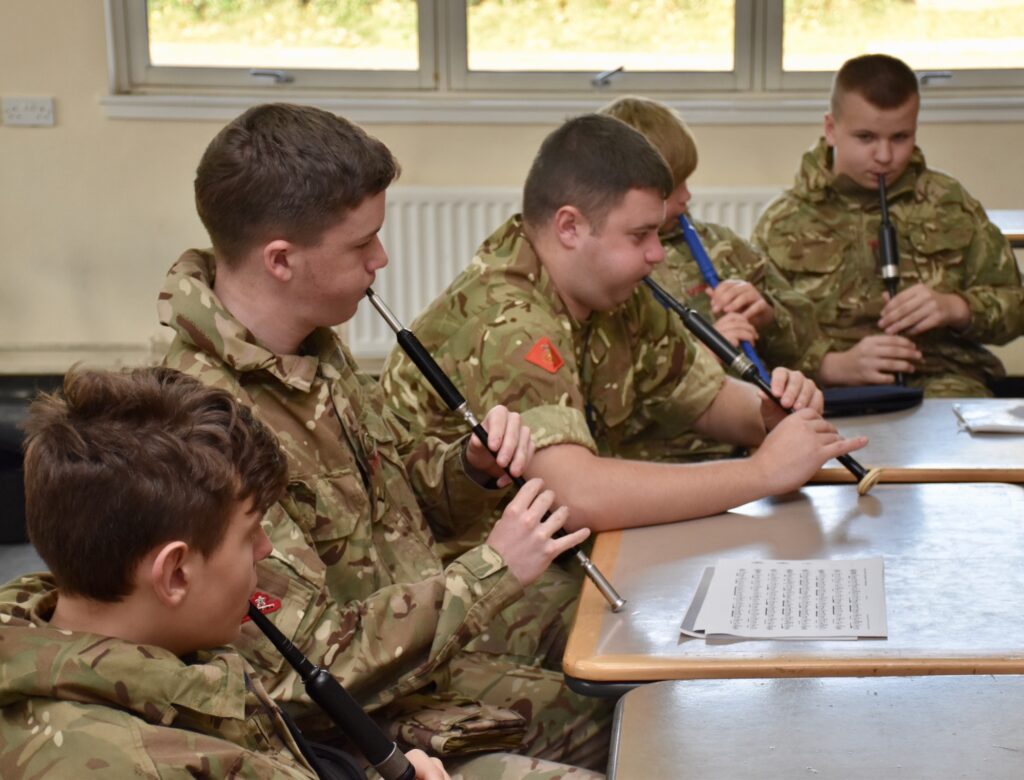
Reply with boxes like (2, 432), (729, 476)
(381, 214), (725, 472)
(753, 139), (1024, 390)
(0, 574), (317, 779)
(159, 251), (523, 724)
(648, 217), (826, 461)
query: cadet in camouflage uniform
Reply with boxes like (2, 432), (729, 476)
(598, 96), (826, 463)
(753, 54), (1024, 397)
(0, 367), (414, 779)
(160, 104), (610, 774)
(0, 573), (347, 779)
(382, 115), (865, 548)
(0, 367), (596, 780)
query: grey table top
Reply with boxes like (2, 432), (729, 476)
(609, 676), (1024, 779)
(565, 483), (1024, 684)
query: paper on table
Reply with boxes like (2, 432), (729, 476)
(681, 558), (887, 640)
(953, 402), (1024, 433)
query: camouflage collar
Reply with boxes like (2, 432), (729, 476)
(159, 250), (326, 392)
(796, 137), (925, 207)
(504, 215), (584, 329)
(0, 574), (252, 725)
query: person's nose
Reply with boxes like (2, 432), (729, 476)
(369, 237), (389, 271)
(254, 527), (273, 562)
(646, 235), (666, 265)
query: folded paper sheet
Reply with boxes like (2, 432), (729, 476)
(953, 402), (1024, 434)
(682, 558), (887, 640)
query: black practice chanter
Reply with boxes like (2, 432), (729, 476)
(642, 277), (882, 496)
(366, 288), (626, 612)
(877, 175), (905, 386)
(246, 603), (415, 780)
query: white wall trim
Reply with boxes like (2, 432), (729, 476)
(99, 91), (1024, 126)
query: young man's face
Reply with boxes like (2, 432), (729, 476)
(294, 190), (389, 327)
(824, 91), (919, 191)
(661, 179), (692, 232)
(565, 187), (666, 318)
(185, 500), (273, 651)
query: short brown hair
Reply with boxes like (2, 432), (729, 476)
(23, 367), (287, 602)
(522, 113), (673, 232)
(195, 103), (400, 264)
(599, 96), (698, 187)
(831, 54), (919, 117)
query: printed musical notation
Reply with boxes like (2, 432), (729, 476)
(681, 558), (887, 640)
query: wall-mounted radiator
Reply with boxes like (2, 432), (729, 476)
(349, 185), (782, 363)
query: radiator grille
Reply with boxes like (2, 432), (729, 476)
(348, 185), (780, 361)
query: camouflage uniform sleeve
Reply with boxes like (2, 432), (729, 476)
(0, 714), (160, 780)
(442, 305), (596, 454)
(240, 504), (523, 720)
(952, 198), (1024, 344)
(0, 706), (313, 780)
(751, 195), (836, 374)
(379, 383), (511, 541)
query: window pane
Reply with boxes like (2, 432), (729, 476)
(466, 0), (735, 73)
(783, 0), (1024, 72)
(146, 0), (419, 71)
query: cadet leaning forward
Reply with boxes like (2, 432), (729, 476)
(0, 366), (448, 780)
(382, 114), (865, 552)
(599, 95), (826, 463)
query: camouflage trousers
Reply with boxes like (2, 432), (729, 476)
(449, 563), (612, 770)
(462, 564), (581, 668)
(443, 651), (613, 772)
(915, 372), (992, 398)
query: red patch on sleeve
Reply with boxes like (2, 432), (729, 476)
(524, 337), (565, 374)
(243, 591), (282, 622)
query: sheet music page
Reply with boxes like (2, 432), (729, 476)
(691, 558), (887, 639)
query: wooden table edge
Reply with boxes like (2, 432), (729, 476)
(812, 467), (1024, 484)
(566, 654), (1024, 682)
(564, 530), (623, 674)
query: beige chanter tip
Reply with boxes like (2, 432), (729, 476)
(857, 467), (884, 496)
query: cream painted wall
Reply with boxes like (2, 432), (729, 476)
(1, 1), (1022, 371)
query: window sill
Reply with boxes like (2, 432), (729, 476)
(100, 91), (1024, 125)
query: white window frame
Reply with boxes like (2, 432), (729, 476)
(446, 0), (755, 94)
(110, 0), (438, 91)
(103, 0), (1024, 124)
(761, 0), (1024, 92)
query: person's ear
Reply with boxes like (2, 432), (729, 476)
(262, 239), (296, 283)
(552, 206), (587, 249)
(823, 112), (837, 147)
(148, 541), (193, 608)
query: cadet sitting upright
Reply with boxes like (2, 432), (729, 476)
(753, 53), (1024, 396)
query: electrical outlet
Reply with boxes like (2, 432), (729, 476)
(2, 97), (55, 127)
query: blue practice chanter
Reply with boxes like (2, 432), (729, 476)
(678, 214), (771, 382)
(643, 276), (883, 496)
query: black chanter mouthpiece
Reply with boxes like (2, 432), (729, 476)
(247, 603), (414, 780)
(365, 288), (626, 612)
